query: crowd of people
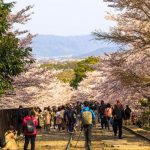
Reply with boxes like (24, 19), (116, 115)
(1, 100), (134, 150)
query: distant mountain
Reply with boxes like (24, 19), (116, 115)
(31, 35), (119, 58)
(76, 47), (119, 58)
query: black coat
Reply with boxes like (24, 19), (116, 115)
(113, 106), (125, 120)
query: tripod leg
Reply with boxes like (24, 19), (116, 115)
(65, 133), (73, 150)
(75, 129), (83, 148)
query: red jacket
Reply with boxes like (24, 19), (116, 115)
(22, 115), (38, 135)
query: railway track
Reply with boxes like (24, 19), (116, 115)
(17, 125), (150, 150)
(64, 125), (150, 150)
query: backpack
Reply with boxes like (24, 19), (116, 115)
(105, 108), (112, 117)
(82, 110), (92, 125)
(26, 118), (35, 133)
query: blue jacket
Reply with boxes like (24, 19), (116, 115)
(81, 106), (96, 121)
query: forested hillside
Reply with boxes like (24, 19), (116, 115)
(31, 35), (118, 58)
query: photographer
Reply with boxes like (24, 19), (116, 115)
(3, 125), (18, 150)
(81, 101), (95, 150)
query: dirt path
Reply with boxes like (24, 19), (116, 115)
(18, 125), (150, 150)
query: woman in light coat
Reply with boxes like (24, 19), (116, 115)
(45, 108), (51, 131)
(3, 125), (18, 150)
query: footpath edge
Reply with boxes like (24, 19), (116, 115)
(123, 126), (150, 143)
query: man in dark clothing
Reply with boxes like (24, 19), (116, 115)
(98, 100), (107, 129)
(125, 105), (132, 120)
(64, 105), (77, 133)
(112, 100), (125, 139)
(16, 105), (25, 136)
(76, 102), (81, 115)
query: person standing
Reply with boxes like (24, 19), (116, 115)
(51, 106), (57, 129)
(44, 108), (51, 131)
(105, 103), (113, 131)
(38, 111), (44, 134)
(64, 104), (77, 133)
(98, 100), (107, 129)
(81, 101), (95, 150)
(124, 105), (132, 125)
(112, 100), (125, 139)
(63, 104), (77, 148)
(22, 110), (38, 150)
(16, 105), (25, 136)
(56, 107), (63, 131)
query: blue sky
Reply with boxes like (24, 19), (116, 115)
(6, 0), (114, 36)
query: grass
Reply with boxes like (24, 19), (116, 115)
(40, 61), (77, 70)
(56, 70), (75, 83)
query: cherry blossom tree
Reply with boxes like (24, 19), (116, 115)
(8, 3), (35, 47)
(0, 64), (75, 109)
(0, 1), (34, 95)
(91, 0), (150, 113)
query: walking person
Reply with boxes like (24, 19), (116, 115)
(22, 110), (38, 150)
(16, 105), (25, 136)
(112, 100), (125, 139)
(60, 105), (65, 130)
(64, 104), (77, 150)
(51, 106), (57, 129)
(105, 103), (113, 131)
(44, 108), (51, 131)
(33, 107), (40, 129)
(81, 101), (95, 150)
(124, 105), (132, 125)
(56, 107), (63, 131)
(98, 100), (107, 129)
(38, 110), (44, 134)
(64, 104), (77, 133)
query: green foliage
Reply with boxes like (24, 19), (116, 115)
(40, 57), (99, 87)
(56, 70), (75, 83)
(70, 57), (99, 89)
(0, 2), (13, 34)
(84, 56), (99, 64)
(139, 98), (150, 116)
(139, 98), (150, 108)
(139, 98), (150, 126)
(0, 2), (33, 95)
(40, 61), (77, 70)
